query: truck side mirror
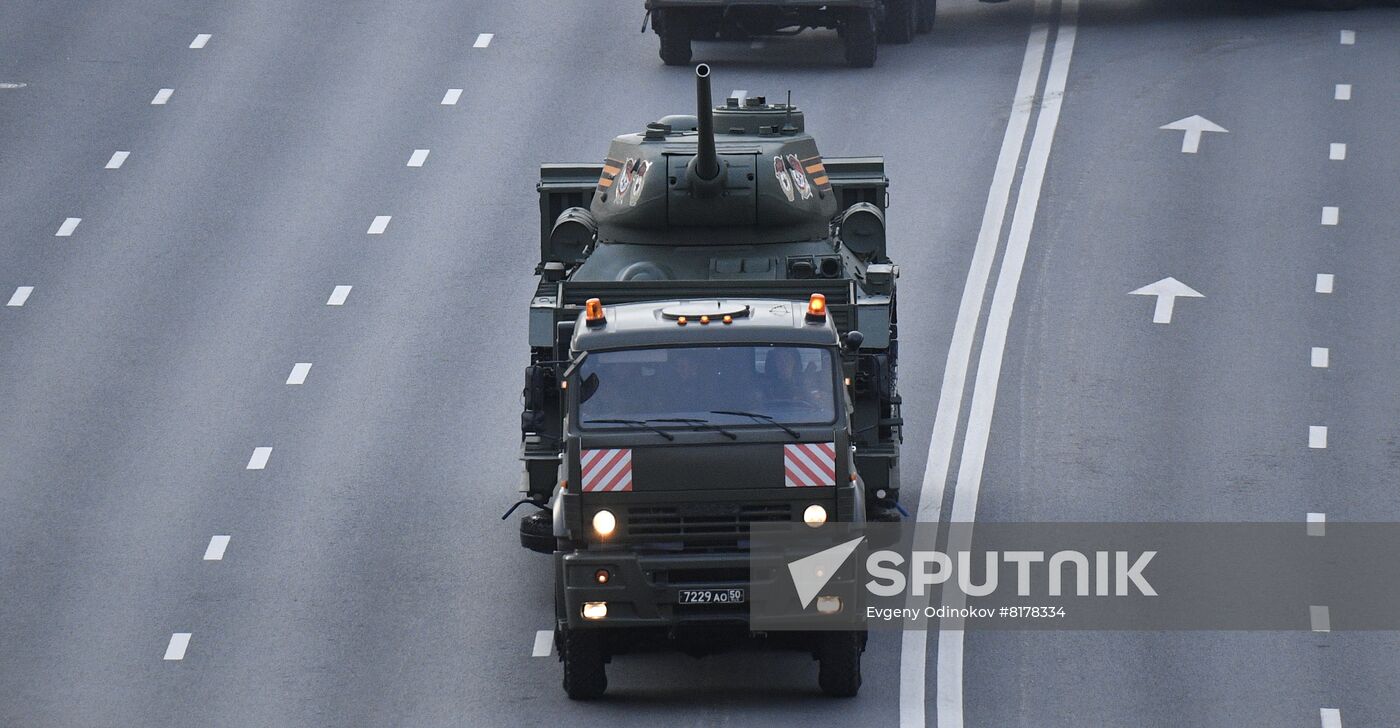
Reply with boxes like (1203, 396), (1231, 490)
(842, 330), (865, 351)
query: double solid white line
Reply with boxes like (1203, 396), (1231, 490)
(899, 1), (1080, 726)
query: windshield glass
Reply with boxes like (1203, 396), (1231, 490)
(577, 345), (837, 427)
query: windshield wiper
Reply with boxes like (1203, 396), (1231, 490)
(583, 419), (675, 441)
(650, 418), (738, 440)
(709, 410), (801, 439)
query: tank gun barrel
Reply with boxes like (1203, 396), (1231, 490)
(692, 64), (719, 181)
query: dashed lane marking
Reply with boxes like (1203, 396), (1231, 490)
(407, 149), (429, 167)
(1321, 708), (1342, 727)
(1339, 30), (1354, 45)
(55, 217), (81, 236)
(473, 33), (493, 48)
(190, 34), (211, 49)
(246, 447), (272, 470)
(1309, 426), (1328, 449)
(327, 285), (352, 306)
(7, 287), (34, 307)
(286, 362), (312, 385)
(441, 89), (462, 105)
(367, 215), (391, 234)
(532, 630), (553, 657)
(151, 88), (173, 105)
(1315, 274), (1334, 294)
(1310, 605), (1331, 632)
(105, 151), (129, 169)
(1321, 207), (1339, 226)
(1311, 347), (1329, 368)
(164, 633), (191, 660)
(1307, 513), (1326, 537)
(1329, 143), (1346, 161)
(204, 535), (230, 560)
(1334, 84), (1351, 101)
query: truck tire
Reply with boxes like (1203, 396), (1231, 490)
(656, 11), (693, 66)
(880, 0), (917, 44)
(560, 627), (607, 700)
(816, 631), (864, 697)
(843, 10), (878, 68)
(916, 0), (936, 33)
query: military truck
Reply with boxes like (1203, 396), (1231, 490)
(511, 64), (902, 699)
(643, 0), (936, 68)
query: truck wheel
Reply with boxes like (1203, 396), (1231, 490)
(843, 10), (878, 68)
(656, 11), (693, 66)
(916, 0), (936, 33)
(880, 0), (917, 44)
(560, 627), (607, 700)
(816, 631), (864, 697)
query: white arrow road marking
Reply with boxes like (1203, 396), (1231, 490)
(1311, 605), (1331, 632)
(105, 151), (129, 169)
(1129, 277), (1203, 324)
(327, 285), (352, 306)
(7, 287), (34, 307)
(1311, 347), (1329, 368)
(1309, 426), (1328, 449)
(1307, 513), (1326, 537)
(164, 633), (191, 660)
(286, 363), (312, 385)
(246, 447), (272, 470)
(532, 630), (554, 657)
(190, 34), (211, 49)
(1315, 274), (1334, 294)
(1159, 115), (1227, 153)
(204, 535), (230, 560)
(1334, 84), (1351, 101)
(1329, 143), (1346, 160)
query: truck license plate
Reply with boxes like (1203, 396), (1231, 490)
(678, 588), (745, 605)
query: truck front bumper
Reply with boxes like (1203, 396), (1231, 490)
(557, 549), (856, 630)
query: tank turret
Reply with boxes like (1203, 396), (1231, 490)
(588, 64), (839, 248)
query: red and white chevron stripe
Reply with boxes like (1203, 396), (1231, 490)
(784, 442), (836, 487)
(580, 448), (633, 492)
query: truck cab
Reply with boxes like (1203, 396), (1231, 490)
(548, 294), (867, 698)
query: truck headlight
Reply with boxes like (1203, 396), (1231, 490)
(582, 601), (608, 620)
(803, 504), (828, 527)
(592, 509), (617, 538)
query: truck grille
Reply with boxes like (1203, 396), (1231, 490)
(625, 503), (792, 550)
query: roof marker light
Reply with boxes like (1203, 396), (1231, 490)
(806, 293), (827, 322)
(677, 316), (688, 326)
(585, 298), (606, 327)
(700, 315), (710, 325)
(722, 315), (733, 325)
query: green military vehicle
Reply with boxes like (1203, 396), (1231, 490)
(510, 65), (902, 698)
(644, 0), (936, 67)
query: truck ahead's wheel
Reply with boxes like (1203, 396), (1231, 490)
(843, 10), (878, 68)
(656, 11), (693, 66)
(560, 628), (607, 700)
(916, 0), (937, 33)
(816, 631), (864, 697)
(880, 0), (917, 44)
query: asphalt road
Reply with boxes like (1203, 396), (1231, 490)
(0, 0), (1395, 726)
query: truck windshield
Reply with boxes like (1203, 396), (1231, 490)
(577, 345), (837, 428)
